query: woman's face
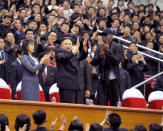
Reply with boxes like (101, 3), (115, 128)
(27, 42), (35, 54)
(61, 39), (73, 52)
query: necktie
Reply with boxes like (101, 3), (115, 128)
(42, 70), (46, 83)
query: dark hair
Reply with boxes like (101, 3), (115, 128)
(108, 113), (121, 130)
(89, 123), (103, 131)
(19, 8), (26, 13)
(32, 110), (46, 125)
(0, 114), (9, 131)
(149, 123), (162, 131)
(32, 3), (41, 8)
(15, 114), (31, 131)
(135, 124), (147, 131)
(16, 49), (22, 57)
(22, 39), (35, 55)
(68, 119), (83, 131)
(25, 28), (34, 35)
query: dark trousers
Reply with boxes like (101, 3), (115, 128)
(96, 79), (120, 106)
(59, 88), (84, 104)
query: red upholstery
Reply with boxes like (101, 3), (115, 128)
(148, 91), (163, 110)
(122, 89), (147, 109)
(0, 78), (12, 99)
(49, 93), (60, 102)
(149, 100), (163, 110)
(40, 90), (46, 102)
(0, 88), (12, 99)
(123, 98), (147, 109)
(17, 91), (21, 100)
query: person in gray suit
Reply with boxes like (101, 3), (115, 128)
(21, 39), (50, 101)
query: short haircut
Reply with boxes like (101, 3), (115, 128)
(108, 113), (121, 129)
(89, 123), (103, 131)
(15, 114), (31, 131)
(149, 123), (162, 131)
(32, 110), (46, 125)
(135, 124), (147, 131)
(25, 28), (34, 35)
(16, 49), (23, 57)
(0, 114), (9, 131)
(68, 119), (83, 131)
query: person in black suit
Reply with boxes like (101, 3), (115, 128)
(80, 59), (92, 103)
(38, 46), (57, 102)
(8, 49), (23, 99)
(91, 30), (123, 106)
(32, 110), (54, 131)
(119, 62), (131, 97)
(104, 113), (128, 131)
(0, 37), (7, 81)
(56, 37), (87, 104)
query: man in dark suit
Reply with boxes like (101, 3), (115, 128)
(39, 65), (57, 102)
(32, 110), (54, 131)
(56, 37), (87, 104)
(104, 113), (128, 131)
(8, 49), (23, 99)
(91, 30), (123, 106)
(80, 59), (92, 103)
(119, 62), (131, 97)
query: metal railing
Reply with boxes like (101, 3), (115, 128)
(113, 35), (163, 90)
(131, 71), (163, 89)
(113, 35), (163, 58)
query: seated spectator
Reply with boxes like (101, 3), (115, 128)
(89, 123), (103, 131)
(135, 124), (147, 131)
(32, 110), (55, 131)
(149, 123), (162, 131)
(68, 118), (83, 131)
(0, 114), (9, 131)
(15, 114), (31, 131)
(104, 113), (128, 131)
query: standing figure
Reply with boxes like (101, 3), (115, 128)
(21, 39), (49, 101)
(56, 37), (87, 104)
(91, 30), (123, 106)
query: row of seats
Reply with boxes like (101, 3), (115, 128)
(0, 78), (162, 110)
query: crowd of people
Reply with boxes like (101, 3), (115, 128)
(0, 0), (163, 106)
(0, 110), (162, 131)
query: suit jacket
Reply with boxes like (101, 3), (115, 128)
(32, 127), (54, 131)
(119, 67), (131, 95)
(39, 66), (57, 90)
(80, 59), (92, 92)
(8, 59), (24, 98)
(91, 41), (123, 82)
(56, 48), (87, 90)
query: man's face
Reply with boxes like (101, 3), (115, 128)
(6, 33), (15, 43)
(0, 39), (5, 50)
(25, 31), (34, 40)
(61, 39), (73, 52)
(29, 22), (37, 30)
(124, 27), (131, 36)
(20, 9), (27, 18)
(82, 33), (89, 40)
(33, 5), (40, 13)
(103, 34), (113, 43)
(39, 24), (47, 32)
(61, 24), (69, 34)
(159, 36), (163, 44)
(3, 17), (11, 26)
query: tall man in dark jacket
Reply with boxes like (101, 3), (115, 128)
(91, 30), (123, 106)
